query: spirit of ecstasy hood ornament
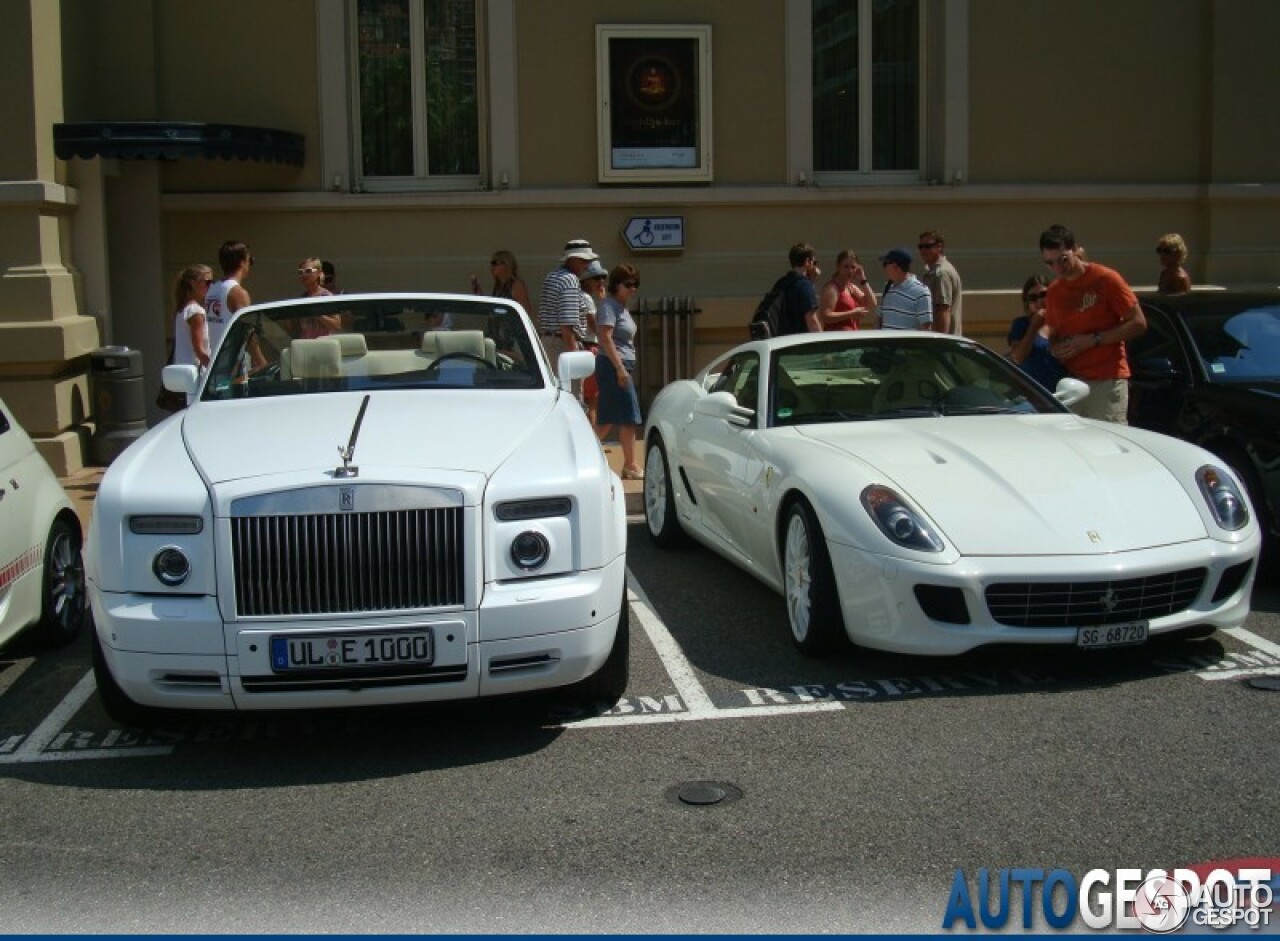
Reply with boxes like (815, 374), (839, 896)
(335, 394), (371, 479)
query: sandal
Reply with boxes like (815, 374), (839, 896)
(620, 466), (644, 480)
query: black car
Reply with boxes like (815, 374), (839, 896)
(1128, 291), (1280, 556)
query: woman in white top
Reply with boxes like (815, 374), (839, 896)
(171, 263), (213, 369)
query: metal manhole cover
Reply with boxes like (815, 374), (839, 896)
(664, 780), (743, 807)
(1246, 676), (1280, 692)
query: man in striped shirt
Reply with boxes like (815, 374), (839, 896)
(876, 248), (933, 331)
(539, 239), (597, 359)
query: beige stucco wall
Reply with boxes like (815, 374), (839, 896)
(6, 0), (1275, 470)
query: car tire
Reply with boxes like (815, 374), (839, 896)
(564, 580), (630, 708)
(644, 435), (689, 548)
(91, 629), (163, 728)
(782, 499), (847, 656)
(32, 516), (86, 647)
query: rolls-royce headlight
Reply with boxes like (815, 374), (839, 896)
(1197, 465), (1249, 531)
(510, 531), (551, 571)
(861, 484), (945, 553)
(152, 546), (192, 586)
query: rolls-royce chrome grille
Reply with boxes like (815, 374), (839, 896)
(985, 567), (1207, 628)
(231, 508), (464, 617)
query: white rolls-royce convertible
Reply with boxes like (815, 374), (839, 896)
(642, 331), (1260, 657)
(87, 294), (628, 723)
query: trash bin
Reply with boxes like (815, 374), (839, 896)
(89, 346), (147, 465)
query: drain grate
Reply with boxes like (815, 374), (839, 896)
(665, 780), (743, 807)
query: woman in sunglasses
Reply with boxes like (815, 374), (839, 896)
(595, 264), (644, 479)
(171, 264), (214, 371)
(296, 256), (341, 338)
(1155, 233), (1191, 295)
(471, 250), (531, 314)
(1006, 275), (1065, 392)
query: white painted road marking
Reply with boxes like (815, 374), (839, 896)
(1, 575), (1277, 758)
(0, 669), (173, 764)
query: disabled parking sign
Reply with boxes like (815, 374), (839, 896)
(623, 216), (685, 251)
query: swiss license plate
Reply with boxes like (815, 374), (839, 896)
(1076, 621), (1148, 650)
(270, 629), (433, 672)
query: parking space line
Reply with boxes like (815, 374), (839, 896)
(563, 570), (844, 729)
(1224, 626), (1280, 660)
(0, 669), (172, 764)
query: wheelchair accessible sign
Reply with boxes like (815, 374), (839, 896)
(623, 216), (685, 251)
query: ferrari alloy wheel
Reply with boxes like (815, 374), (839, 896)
(644, 436), (688, 548)
(34, 517), (86, 647)
(782, 500), (846, 655)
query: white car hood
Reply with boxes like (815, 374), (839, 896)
(799, 416), (1208, 555)
(181, 392), (550, 485)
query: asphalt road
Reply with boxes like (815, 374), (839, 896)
(1, 519), (1277, 933)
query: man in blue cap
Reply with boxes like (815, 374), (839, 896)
(876, 247), (933, 330)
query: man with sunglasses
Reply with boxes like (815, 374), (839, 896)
(1039, 224), (1147, 423)
(918, 231), (963, 334)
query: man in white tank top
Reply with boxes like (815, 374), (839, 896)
(205, 240), (254, 358)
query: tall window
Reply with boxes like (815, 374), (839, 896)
(354, 0), (480, 188)
(812, 0), (919, 177)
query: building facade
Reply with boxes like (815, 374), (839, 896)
(3, 0), (1278, 472)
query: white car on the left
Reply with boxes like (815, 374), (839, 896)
(0, 397), (86, 650)
(86, 293), (628, 725)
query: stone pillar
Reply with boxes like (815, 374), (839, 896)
(0, 0), (100, 474)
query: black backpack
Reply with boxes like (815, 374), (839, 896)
(749, 272), (801, 339)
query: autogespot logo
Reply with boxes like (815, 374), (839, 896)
(942, 863), (1277, 932)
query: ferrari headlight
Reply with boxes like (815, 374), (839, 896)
(152, 546), (192, 586)
(861, 485), (945, 553)
(1197, 465), (1249, 531)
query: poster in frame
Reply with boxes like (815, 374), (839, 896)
(596, 24), (713, 183)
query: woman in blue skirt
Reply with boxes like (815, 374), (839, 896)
(595, 264), (643, 478)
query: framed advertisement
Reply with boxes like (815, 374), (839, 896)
(596, 25), (712, 183)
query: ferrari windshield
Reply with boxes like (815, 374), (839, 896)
(768, 337), (1063, 426)
(1182, 304), (1280, 381)
(201, 296), (544, 401)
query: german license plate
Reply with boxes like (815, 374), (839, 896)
(1076, 621), (1148, 649)
(270, 629), (433, 672)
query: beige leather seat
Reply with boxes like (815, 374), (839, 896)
(283, 337), (342, 379)
(871, 352), (944, 412)
(420, 329), (496, 365)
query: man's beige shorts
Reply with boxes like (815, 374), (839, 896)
(1069, 378), (1129, 424)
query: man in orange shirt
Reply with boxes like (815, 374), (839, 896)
(1039, 224), (1147, 423)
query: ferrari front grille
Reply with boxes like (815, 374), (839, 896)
(984, 567), (1207, 628)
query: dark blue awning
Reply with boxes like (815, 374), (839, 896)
(54, 122), (304, 166)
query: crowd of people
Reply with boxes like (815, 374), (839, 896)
(166, 227), (1195, 438)
(761, 226), (1193, 425)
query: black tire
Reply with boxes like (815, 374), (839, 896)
(91, 629), (164, 728)
(781, 499), (847, 656)
(32, 516), (86, 647)
(565, 581), (630, 708)
(643, 435), (689, 548)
